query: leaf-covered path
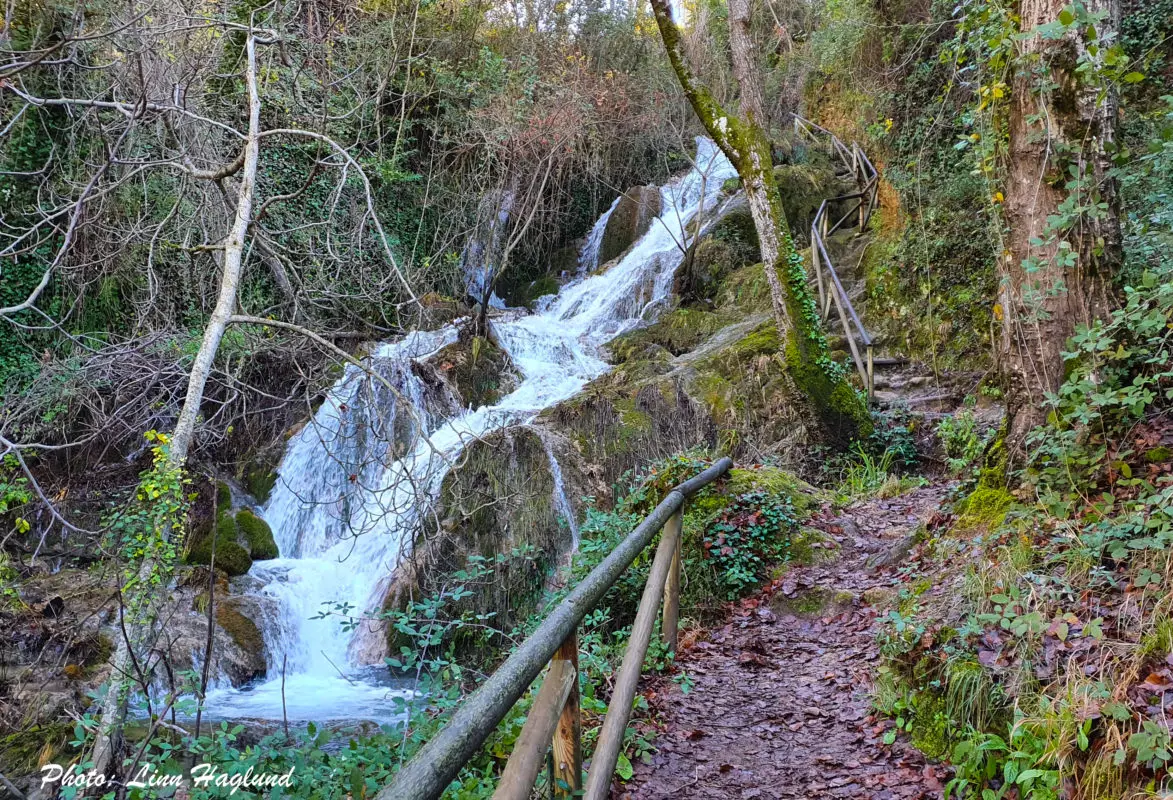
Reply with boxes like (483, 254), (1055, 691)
(617, 485), (952, 800)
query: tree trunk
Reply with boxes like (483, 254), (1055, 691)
(649, 0), (870, 441)
(728, 0), (767, 127)
(89, 32), (265, 779)
(1000, 0), (1121, 462)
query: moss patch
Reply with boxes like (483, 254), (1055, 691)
(242, 466), (277, 503)
(216, 603), (264, 655)
(955, 486), (1013, 530)
(0, 723), (73, 778)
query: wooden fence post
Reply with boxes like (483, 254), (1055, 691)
(661, 510), (683, 654)
(551, 631), (581, 798)
(866, 344), (874, 399)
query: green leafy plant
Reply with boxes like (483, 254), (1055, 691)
(702, 490), (797, 598)
(938, 408), (992, 476)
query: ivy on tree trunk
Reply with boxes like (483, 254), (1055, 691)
(649, 0), (870, 442)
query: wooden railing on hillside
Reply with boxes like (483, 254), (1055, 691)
(792, 115), (878, 398)
(378, 458), (734, 800)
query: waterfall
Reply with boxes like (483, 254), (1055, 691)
(199, 138), (736, 723)
(577, 195), (621, 274)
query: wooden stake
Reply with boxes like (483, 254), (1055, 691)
(551, 632), (581, 798)
(661, 511), (683, 654)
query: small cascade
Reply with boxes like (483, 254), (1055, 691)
(461, 188), (515, 309)
(577, 195), (621, 274)
(530, 426), (579, 549)
(200, 138), (737, 723)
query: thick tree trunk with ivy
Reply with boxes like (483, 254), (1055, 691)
(999, 0), (1122, 463)
(649, 0), (870, 441)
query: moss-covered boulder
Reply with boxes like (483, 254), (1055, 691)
(184, 482), (278, 576)
(675, 205), (763, 306)
(598, 186), (662, 265)
(433, 329), (518, 409)
(214, 600), (267, 685)
(543, 374), (717, 491)
(237, 509), (278, 560)
(773, 161), (850, 242)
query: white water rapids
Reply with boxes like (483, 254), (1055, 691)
(199, 139), (737, 723)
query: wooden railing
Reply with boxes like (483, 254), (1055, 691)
(378, 458), (734, 800)
(792, 115), (878, 398)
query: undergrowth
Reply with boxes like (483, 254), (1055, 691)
(48, 452), (809, 798)
(871, 97), (1173, 799)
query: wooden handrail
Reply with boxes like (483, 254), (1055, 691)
(792, 114), (878, 398)
(377, 457), (734, 800)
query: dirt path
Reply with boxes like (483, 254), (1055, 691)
(618, 485), (952, 800)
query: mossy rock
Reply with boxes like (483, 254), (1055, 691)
(216, 481), (232, 508)
(386, 427), (576, 666)
(184, 506), (256, 576)
(715, 262), (773, 313)
(237, 509), (278, 560)
(608, 308), (725, 360)
(727, 466), (818, 513)
(214, 540), (253, 576)
(521, 275), (561, 308)
(675, 238), (736, 305)
(434, 331), (518, 409)
(771, 586), (856, 617)
(216, 603), (265, 657)
(773, 162), (844, 241)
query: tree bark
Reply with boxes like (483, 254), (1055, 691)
(649, 0), (869, 441)
(728, 0), (767, 127)
(89, 32), (266, 779)
(1000, 0), (1121, 462)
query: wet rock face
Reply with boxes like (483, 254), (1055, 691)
(598, 186), (662, 266)
(383, 426), (590, 667)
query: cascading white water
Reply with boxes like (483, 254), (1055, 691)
(200, 138), (736, 723)
(576, 195), (621, 274)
